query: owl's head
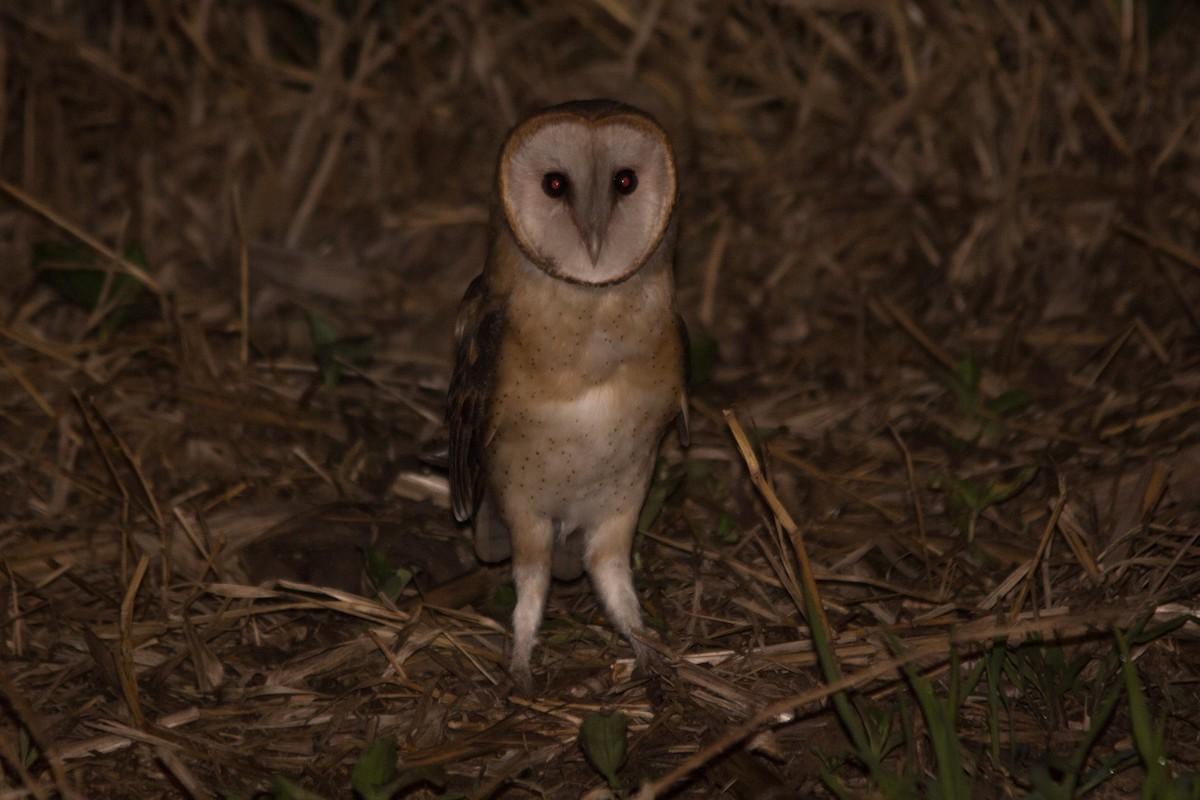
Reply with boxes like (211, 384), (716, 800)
(497, 99), (677, 286)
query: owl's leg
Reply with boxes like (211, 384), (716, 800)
(508, 514), (554, 695)
(584, 508), (653, 664)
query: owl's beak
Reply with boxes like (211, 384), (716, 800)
(583, 227), (604, 265)
(572, 192), (609, 266)
(570, 215), (606, 266)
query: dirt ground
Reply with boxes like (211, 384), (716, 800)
(2, 2), (1199, 798)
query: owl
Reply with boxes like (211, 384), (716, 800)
(448, 99), (689, 694)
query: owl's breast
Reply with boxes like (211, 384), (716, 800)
(482, 261), (684, 523)
(488, 364), (678, 526)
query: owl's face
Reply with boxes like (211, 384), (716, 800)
(497, 101), (677, 286)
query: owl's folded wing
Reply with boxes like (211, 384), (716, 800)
(448, 274), (506, 523)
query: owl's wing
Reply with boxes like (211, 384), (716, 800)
(448, 275), (506, 522)
(675, 313), (691, 447)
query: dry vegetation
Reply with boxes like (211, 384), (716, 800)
(2, 1), (1200, 798)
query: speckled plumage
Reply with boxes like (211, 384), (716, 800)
(447, 100), (688, 693)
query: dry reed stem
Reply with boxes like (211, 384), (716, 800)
(724, 409), (830, 636)
(0, 179), (160, 292)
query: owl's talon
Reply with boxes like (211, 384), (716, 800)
(510, 664), (535, 698)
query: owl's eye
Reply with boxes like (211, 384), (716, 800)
(613, 169), (638, 196)
(542, 172), (569, 198)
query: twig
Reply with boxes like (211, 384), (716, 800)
(234, 187), (250, 367)
(1008, 478), (1069, 621)
(0, 179), (161, 292)
(118, 554), (151, 728)
(1116, 220), (1200, 274)
(723, 408), (830, 635)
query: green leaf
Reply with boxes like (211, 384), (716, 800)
(356, 759), (447, 800)
(19, 726), (38, 768)
(481, 582), (517, 623)
(542, 616), (589, 645)
(351, 737), (401, 800)
(397, 764), (447, 792)
(33, 240), (93, 266)
(934, 475), (985, 512)
(217, 789), (253, 800)
(271, 776), (328, 800)
(984, 389), (1031, 418)
(379, 568), (415, 602)
(1115, 629), (1171, 798)
(1130, 614), (1189, 646)
(306, 311), (375, 388)
(982, 643), (1004, 764)
(362, 546), (394, 586)
(955, 356), (980, 394)
(362, 547), (416, 602)
(931, 465), (1038, 541)
(40, 266), (136, 309)
(35, 240), (148, 303)
(35, 240), (156, 338)
(932, 356), (980, 418)
(980, 464), (1038, 507)
(306, 310), (340, 347)
(715, 511), (737, 544)
(579, 712), (628, 790)
(326, 334), (374, 366)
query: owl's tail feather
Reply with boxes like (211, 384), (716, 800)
(551, 527), (586, 581)
(474, 498), (586, 582)
(472, 495), (512, 564)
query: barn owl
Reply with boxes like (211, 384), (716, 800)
(448, 99), (688, 694)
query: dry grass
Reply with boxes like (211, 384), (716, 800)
(2, 1), (1200, 797)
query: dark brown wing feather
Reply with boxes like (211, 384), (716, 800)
(447, 274), (505, 522)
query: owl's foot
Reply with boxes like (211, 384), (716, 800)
(509, 657), (535, 697)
